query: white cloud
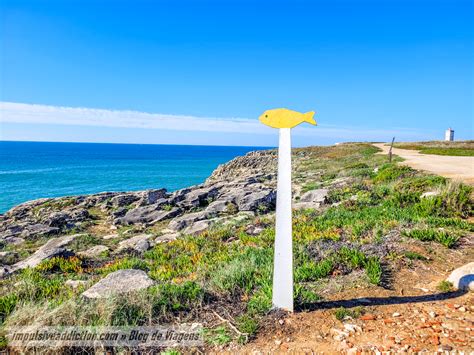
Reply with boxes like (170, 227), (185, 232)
(0, 101), (428, 141)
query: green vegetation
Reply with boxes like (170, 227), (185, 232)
(393, 141), (474, 156)
(402, 229), (459, 248)
(1, 143), (472, 348)
(437, 280), (454, 292)
(334, 306), (363, 321)
(404, 251), (427, 261)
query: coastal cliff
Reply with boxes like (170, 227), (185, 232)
(0, 143), (473, 353)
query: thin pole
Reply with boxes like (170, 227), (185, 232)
(272, 128), (293, 312)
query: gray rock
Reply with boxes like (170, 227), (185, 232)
(77, 245), (109, 258)
(102, 233), (120, 240)
(0, 265), (13, 278)
(155, 233), (179, 243)
(300, 189), (329, 203)
(65, 279), (88, 289)
(235, 188), (276, 211)
(114, 204), (180, 226)
(110, 193), (140, 207)
(117, 234), (154, 253)
(174, 186), (220, 209)
(20, 224), (59, 239)
(205, 200), (234, 214)
(139, 189), (168, 205)
(112, 207), (128, 218)
(446, 262), (474, 291)
(4, 236), (26, 245)
(421, 191), (439, 198)
(82, 269), (154, 299)
(5, 234), (81, 277)
(183, 220), (210, 235)
(293, 202), (321, 210)
(246, 225), (265, 236)
(0, 251), (18, 265)
(168, 211), (211, 231)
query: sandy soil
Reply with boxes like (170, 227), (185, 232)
(373, 143), (474, 185)
(218, 235), (474, 354)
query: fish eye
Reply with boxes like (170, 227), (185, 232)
(265, 115), (268, 118)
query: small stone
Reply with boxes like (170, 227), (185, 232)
(429, 311), (436, 318)
(278, 319), (284, 325)
(65, 280), (87, 289)
(274, 340), (282, 346)
(103, 234), (120, 240)
(459, 306), (466, 312)
(440, 345), (453, 351)
(392, 312), (401, 317)
(360, 314), (376, 321)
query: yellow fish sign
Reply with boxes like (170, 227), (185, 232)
(259, 108), (317, 129)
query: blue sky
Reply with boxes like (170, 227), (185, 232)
(0, 0), (472, 146)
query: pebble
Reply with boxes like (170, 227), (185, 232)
(429, 311), (436, 318)
(278, 319), (284, 325)
(458, 306), (466, 312)
(274, 340), (282, 346)
(393, 312), (401, 317)
(440, 345), (453, 351)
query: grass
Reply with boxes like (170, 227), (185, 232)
(334, 306), (363, 321)
(437, 281), (454, 292)
(1, 142), (472, 348)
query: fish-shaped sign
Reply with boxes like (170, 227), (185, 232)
(259, 108), (317, 129)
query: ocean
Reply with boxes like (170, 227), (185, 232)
(0, 141), (268, 214)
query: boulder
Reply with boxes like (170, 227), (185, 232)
(82, 269), (154, 299)
(168, 211), (211, 231)
(115, 204), (180, 225)
(20, 224), (59, 239)
(174, 186), (220, 209)
(300, 188), (329, 203)
(4, 236), (26, 245)
(110, 193), (140, 207)
(183, 220), (210, 236)
(235, 188), (276, 211)
(205, 200), (234, 214)
(446, 262), (474, 291)
(77, 245), (109, 258)
(246, 225), (265, 236)
(117, 234), (154, 253)
(139, 189), (168, 206)
(155, 233), (180, 243)
(5, 234), (81, 277)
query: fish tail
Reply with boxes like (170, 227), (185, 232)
(303, 111), (317, 125)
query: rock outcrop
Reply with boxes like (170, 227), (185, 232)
(82, 269), (154, 298)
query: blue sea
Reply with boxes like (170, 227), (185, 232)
(0, 141), (267, 214)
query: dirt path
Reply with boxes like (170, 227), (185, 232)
(373, 143), (474, 185)
(230, 236), (474, 354)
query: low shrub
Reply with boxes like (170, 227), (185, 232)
(37, 256), (83, 274)
(402, 228), (459, 248)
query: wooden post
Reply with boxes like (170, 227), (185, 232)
(388, 137), (395, 162)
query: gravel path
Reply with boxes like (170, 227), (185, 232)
(373, 143), (474, 185)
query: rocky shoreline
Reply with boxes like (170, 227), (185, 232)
(0, 149), (284, 278)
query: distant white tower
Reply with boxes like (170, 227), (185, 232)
(445, 128), (454, 141)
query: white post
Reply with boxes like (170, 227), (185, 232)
(272, 128), (293, 312)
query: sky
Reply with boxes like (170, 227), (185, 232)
(0, 0), (473, 147)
